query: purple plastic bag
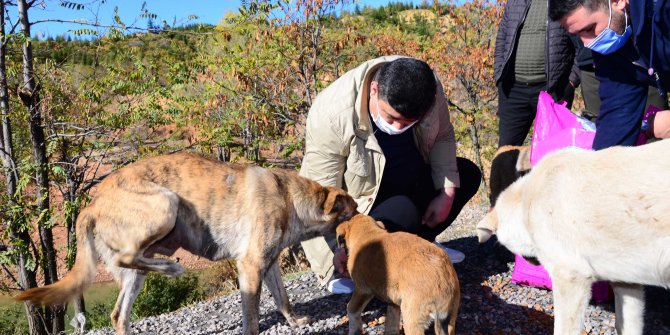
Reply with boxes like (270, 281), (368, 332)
(530, 91), (596, 166)
(635, 104), (663, 146)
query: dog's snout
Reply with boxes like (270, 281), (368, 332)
(476, 227), (493, 244)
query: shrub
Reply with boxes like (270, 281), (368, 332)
(133, 271), (204, 318)
(86, 301), (115, 330)
(0, 304), (29, 335)
(201, 259), (239, 297)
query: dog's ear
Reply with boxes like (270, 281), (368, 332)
(335, 219), (351, 248)
(323, 189), (342, 214)
(374, 220), (385, 230)
(516, 146), (532, 173)
(476, 209), (498, 243)
(523, 256), (541, 266)
(323, 188), (356, 219)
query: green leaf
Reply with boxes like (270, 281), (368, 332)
(70, 28), (98, 37)
(60, 1), (86, 10)
(51, 165), (65, 177)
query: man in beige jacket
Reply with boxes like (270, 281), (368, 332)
(300, 56), (481, 294)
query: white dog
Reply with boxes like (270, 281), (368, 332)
(477, 140), (670, 335)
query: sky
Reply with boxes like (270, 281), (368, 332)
(6, 0), (398, 39)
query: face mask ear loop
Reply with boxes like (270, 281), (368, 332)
(624, 9), (628, 28)
(606, 0), (613, 28)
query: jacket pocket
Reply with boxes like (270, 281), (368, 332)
(343, 144), (370, 198)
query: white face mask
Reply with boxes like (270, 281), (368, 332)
(372, 97), (417, 135)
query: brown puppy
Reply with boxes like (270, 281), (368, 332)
(15, 152), (358, 335)
(336, 214), (460, 335)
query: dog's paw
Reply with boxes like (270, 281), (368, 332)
(287, 314), (311, 326)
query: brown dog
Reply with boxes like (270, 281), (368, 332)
(15, 152), (358, 335)
(336, 214), (460, 335)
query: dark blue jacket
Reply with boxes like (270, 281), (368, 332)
(592, 0), (670, 150)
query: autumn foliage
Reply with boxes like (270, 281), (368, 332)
(0, 1), (507, 333)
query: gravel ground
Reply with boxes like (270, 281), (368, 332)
(87, 204), (670, 334)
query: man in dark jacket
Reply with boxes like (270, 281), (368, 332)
(549, 0), (670, 149)
(494, 0), (577, 147)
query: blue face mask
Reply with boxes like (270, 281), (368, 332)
(585, 2), (632, 55)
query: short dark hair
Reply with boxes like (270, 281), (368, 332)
(373, 58), (437, 120)
(549, 0), (607, 21)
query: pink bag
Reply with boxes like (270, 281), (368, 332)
(514, 92), (611, 302)
(529, 91), (596, 165)
(512, 255), (613, 303)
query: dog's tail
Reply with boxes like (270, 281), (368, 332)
(15, 213), (98, 306)
(433, 291), (460, 335)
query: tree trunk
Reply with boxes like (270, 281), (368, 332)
(17, 0), (65, 333)
(217, 145), (230, 162)
(65, 164), (87, 331)
(0, 2), (47, 334)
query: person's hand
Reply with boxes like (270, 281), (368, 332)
(333, 247), (350, 278)
(422, 187), (456, 229)
(561, 81), (576, 107)
(648, 110), (670, 139)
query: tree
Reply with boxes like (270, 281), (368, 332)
(17, 0), (65, 332)
(425, 0), (504, 201)
(198, 0), (362, 163)
(0, 1), (204, 333)
(0, 2), (49, 334)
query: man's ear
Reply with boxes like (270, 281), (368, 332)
(476, 209), (499, 243)
(611, 0), (628, 12)
(369, 80), (378, 98)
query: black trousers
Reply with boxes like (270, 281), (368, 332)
(369, 157), (482, 242)
(497, 80), (545, 147)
